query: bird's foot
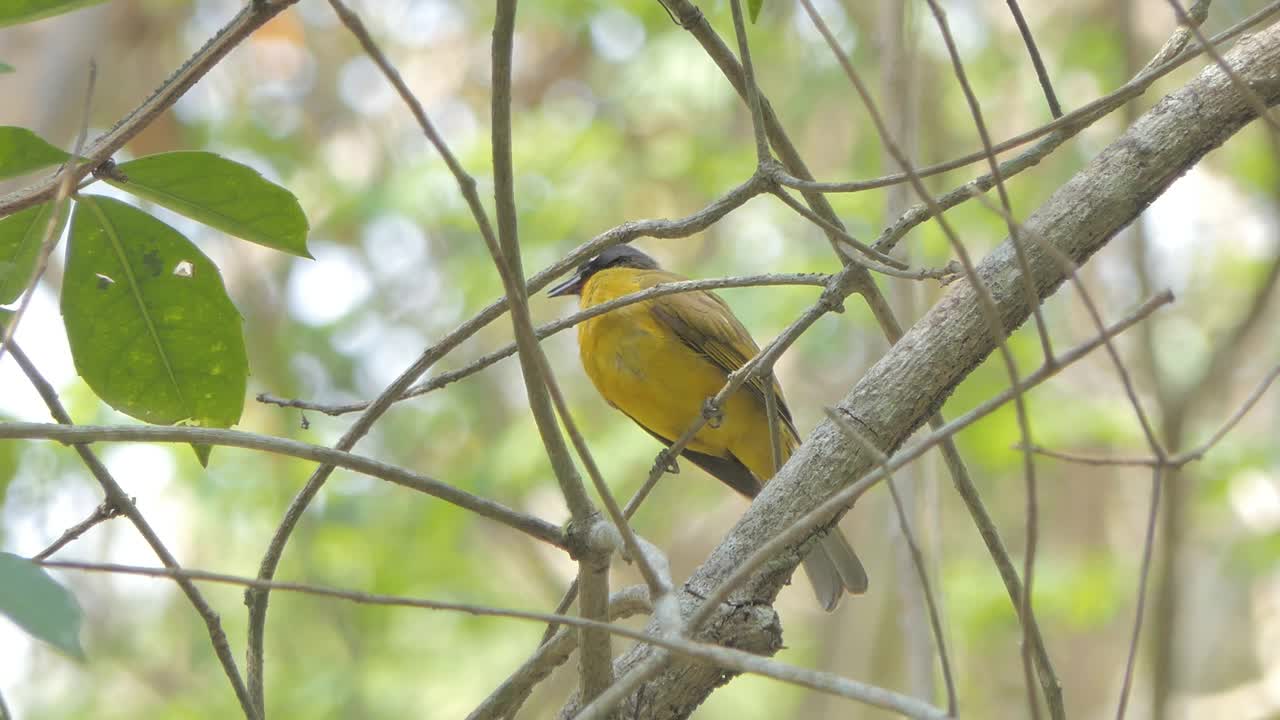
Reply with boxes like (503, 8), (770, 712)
(652, 450), (679, 476)
(702, 399), (724, 429)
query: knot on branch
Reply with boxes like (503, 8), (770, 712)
(92, 159), (127, 184)
(563, 511), (608, 561)
(659, 0), (704, 30)
(818, 284), (847, 314)
(756, 157), (786, 187)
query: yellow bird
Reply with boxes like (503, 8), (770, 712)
(548, 245), (868, 610)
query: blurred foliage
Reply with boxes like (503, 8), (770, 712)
(1, 1), (1279, 719)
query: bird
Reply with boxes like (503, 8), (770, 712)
(547, 244), (868, 610)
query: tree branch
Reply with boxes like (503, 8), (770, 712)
(0, 421), (567, 550)
(6, 343), (259, 720)
(578, 20), (1280, 718)
(0, 1), (301, 219)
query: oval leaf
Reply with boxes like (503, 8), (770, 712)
(0, 0), (110, 28)
(108, 152), (311, 258)
(0, 553), (84, 659)
(0, 201), (69, 305)
(0, 126), (70, 180)
(62, 195), (248, 464)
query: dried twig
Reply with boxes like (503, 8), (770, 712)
(1005, 1), (1063, 118)
(0, 62), (94, 364)
(824, 408), (958, 718)
(39, 560), (948, 720)
(0, 421), (568, 548)
(800, 2), (1058, 714)
(0, 1), (301, 218)
(467, 586), (653, 720)
(33, 499), (124, 561)
(7, 343), (259, 720)
(771, 1), (1280, 196)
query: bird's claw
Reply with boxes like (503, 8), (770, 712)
(652, 451), (679, 476)
(702, 399), (724, 429)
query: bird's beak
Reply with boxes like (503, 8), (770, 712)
(546, 270), (585, 297)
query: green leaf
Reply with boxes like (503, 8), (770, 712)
(0, 0), (110, 28)
(749, 0), (764, 23)
(0, 126), (70, 180)
(0, 62), (14, 74)
(0, 201), (69, 305)
(108, 152), (311, 258)
(0, 553), (84, 659)
(62, 195), (248, 466)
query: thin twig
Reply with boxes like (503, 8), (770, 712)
(801, 2), (1056, 714)
(1005, 1), (1064, 118)
(485, 0), (596, 526)
(6, 343), (259, 720)
(0, 62), (94, 364)
(965, 191), (1165, 455)
(39, 560), (949, 720)
(489, 0), (617, 704)
(540, 352), (672, 597)
(768, 187), (928, 273)
(33, 499), (124, 561)
(0, 421), (567, 550)
(246, 0), (623, 706)
(1163, 0), (1280, 133)
(1023, 362), (1280, 470)
(258, 181), (771, 414)
(921, 0), (1054, 364)
(824, 408), (958, 718)
(0, 1), (301, 219)
(1115, 467), (1164, 719)
(770, 1), (1279, 196)
(916, 10), (1053, 710)
(466, 586), (653, 720)
(864, 0), (1221, 257)
(727, 0), (771, 164)
(685, 292), (1173, 630)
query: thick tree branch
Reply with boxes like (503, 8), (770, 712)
(577, 22), (1280, 719)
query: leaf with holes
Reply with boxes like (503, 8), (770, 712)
(0, 552), (84, 659)
(62, 195), (247, 466)
(0, 126), (70, 180)
(108, 152), (311, 258)
(0, 201), (69, 304)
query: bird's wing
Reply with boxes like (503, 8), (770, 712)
(644, 275), (800, 442)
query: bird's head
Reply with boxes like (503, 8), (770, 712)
(546, 245), (659, 297)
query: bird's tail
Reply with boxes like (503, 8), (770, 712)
(801, 530), (869, 612)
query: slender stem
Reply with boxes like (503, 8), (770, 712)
(7, 343), (259, 720)
(33, 500), (123, 561)
(0, 1), (301, 218)
(1005, 1), (1064, 118)
(1115, 468), (1164, 719)
(39, 560), (948, 720)
(0, 421), (567, 549)
(770, 1), (1278, 195)
(824, 409), (958, 717)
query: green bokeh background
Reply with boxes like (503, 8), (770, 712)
(2, 1), (1279, 718)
